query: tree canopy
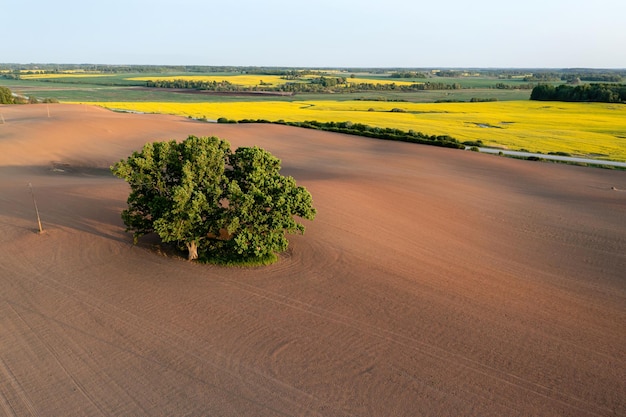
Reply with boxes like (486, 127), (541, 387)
(530, 83), (626, 103)
(0, 86), (14, 104)
(111, 135), (316, 264)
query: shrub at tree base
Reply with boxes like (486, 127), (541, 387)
(111, 135), (316, 265)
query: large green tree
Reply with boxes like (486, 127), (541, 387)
(111, 135), (316, 264)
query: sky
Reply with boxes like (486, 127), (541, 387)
(2, 0), (625, 68)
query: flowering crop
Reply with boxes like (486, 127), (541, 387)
(128, 74), (418, 87)
(75, 100), (626, 161)
(20, 73), (117, 79)
(128, 75), (291, 87)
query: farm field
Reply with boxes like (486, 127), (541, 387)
(128, 74), (419, 87)
(1, 104), (625, 416)
(1, 69), (535, 102)
(78, 100), (626, 161)
(3, 68), (624, 160)
(19, 73), (120, 80)
(13, 69), (533, 87)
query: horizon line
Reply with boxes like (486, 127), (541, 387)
(2, 63), (626, 71)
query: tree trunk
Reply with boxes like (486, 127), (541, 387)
(186, 241), (198, 261)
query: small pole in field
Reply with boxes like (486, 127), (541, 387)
(28, 183), (44, 233)
(47, 103), (50, 118)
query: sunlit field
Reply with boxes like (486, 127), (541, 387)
(79, 100), (626, 161)
(128, 74), (292, 87)
(20, 73), (118, 79)
(127, 74), (418, 87)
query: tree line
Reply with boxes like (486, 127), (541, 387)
(562, 73), (622, 82)
(277, 120), (466, 149)
(215, 118), (466, 149)
(389, 71), (428, 79)
(524, 72), (622, 83)
(530, 83), (626, 103)
(495, 82), (535, 90)
(147, 79), (238, 91)
(145, 77), (467, 93)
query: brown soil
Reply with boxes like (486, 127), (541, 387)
(1, 103), (625, 416)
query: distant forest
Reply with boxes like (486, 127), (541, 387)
(531, 83), (626, 103)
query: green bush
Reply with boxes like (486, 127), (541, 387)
(0, 86), (14, 104)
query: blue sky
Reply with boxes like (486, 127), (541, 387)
(2, 0), (625, 68)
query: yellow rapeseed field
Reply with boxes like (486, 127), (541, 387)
(79, 100), (626, 161)
(20, 73), (117, 79)
(128, 75), (291, 87)
(128, 74), (417, 87)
